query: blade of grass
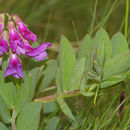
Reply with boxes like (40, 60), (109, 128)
(124, 0), (129, 39)
(53, 114), (61, 130)
(90, 0), (98, 36)
(72, 21), (79, 43)
(42, 12), (52, 42)
(98, 96), (128, 129)
(95, 92), (120, 129)
(119, 16), (125, 32)
(93, 0), (119, 32)
(42, 106), (60, 129)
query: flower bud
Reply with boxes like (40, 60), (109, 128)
(12, 15), (37, 42)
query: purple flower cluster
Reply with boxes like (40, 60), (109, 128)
(0, 13), (51, 79)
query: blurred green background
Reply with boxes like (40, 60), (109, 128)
(0, 0), (129, 44)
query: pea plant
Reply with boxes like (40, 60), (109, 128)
(0, 13), (130, 130)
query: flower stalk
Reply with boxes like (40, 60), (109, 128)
(11, 110), (16, 130)
(34, 89), (80, 103)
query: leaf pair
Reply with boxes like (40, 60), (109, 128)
(102, 32), (130, 86)
(0, 68), (42, 130)
(0, 102), (42, 130)
(56, 29), (130, 121)
(59, 35), (86, 92)
(56, 36), (87, 121)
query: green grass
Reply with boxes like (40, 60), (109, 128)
(0, 0), (129, 42)
(124, 0), (129, 39)
(40, 87), (130, 130)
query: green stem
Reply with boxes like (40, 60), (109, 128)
(29, 73), (32, 101)
(124, 0), (129, 39)
(34, 89), (80, 104)
(11, 110), (16, 130)
(15, 79), (20, 91)
(94, 85), (99, 105)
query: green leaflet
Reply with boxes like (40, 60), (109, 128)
(0, 85), (16, 109)
(56, 68), (76, 121)
(29, 68), (40, 99)
(101, 74), (126, 88)
(80, 74), (96, 97)
(0, 96), (11, 124)
(96, 40), (105, 69)
(68, 58), (85, 91)
(14, 84), (29, 115)
(80, 91), (95, 97)
(85, 38), (96, 72)
(0, 71), (17, 109)
(56, 68), (62, 94)
(111, 32), (129, 57)
(85, 28), (112, 73)
(43, 101), (58, 114)
(91, 28), (112, 64)
(59, 35), (76, 92)
(0, 122), (8, 130)
(103, 52), (130, 80)
(15, 68), (39, 115)
(36, 60), (57, 93)
(77, 34), (91, 60)
(56, 97), (76, 121)
(80, 77), (96, 97)
(16, 102), (42, 130)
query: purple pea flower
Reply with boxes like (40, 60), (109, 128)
(0, 13), (5, 35)
(0, 31), (9, 56)
(12, 15), (37, 42)
(4, 54), (24, 79)
(8, 21), (25, 55)
(24, 40), (51, 61)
